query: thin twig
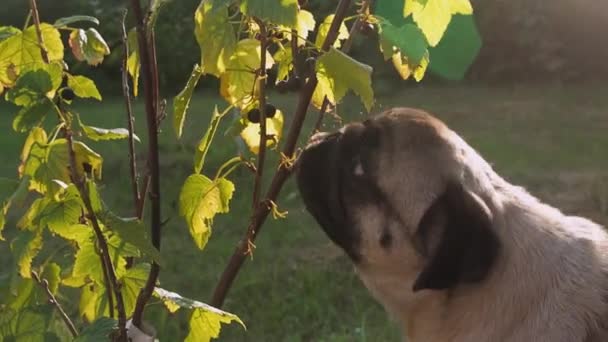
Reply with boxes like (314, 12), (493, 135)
(291, 28), (299, 78)
(65, 129), (128, 341)
(130, 0), (162, 328)
(28, 0), (49, 63)
(251, 18), (269, 209)
(121, 9), (141, 217)
(210, 0), (354, 308)
(31, 271), (79, 338)
(313, 0), (371, 134)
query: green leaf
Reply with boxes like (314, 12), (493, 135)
(38, 185), (83, 233)
(78, 114), (140, 142)
(54, 15), (100, 28)
(1, 176), (31, 240)
(0, 24), (64, 88)
(312, 48), (374, 111)
(0, 26), (20, 42)
(403, 0), (473, 47)
(74, 318), (117, 342)
(0, 306), (56, 341)
(48, 223), (92, 245)
(174, 64), (203, 138)
(12, 99), (54, 133)
(194, 0), (237, 77)
(194, 106), (224, 173)
(220, 39), (274, 108)
(19, 127), (47, 178)
(273, 45), (292, 83)
(79, 282), (110, 321)
(17, 197), (50, 231)
(68, 28), (111, 66)
(179, 175), (235, 250)
(240, 109), (284, 154)
(240, 0), (298, 27)
(315, 14), (349, 49)
(99, 211), (162, 264)
(73, 236), (126, 286)
(6, 63), (63, 106)
(379, 22), (428, 65)
(10, 230), (43, 278)
(41, 262), (62, 295)
(67, 74), (102, 100)
(119, 263), (149, 316)
(153, 287), (245, 342)
(127, 29), (140, 97)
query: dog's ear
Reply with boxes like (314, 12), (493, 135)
(412, 182), (500, 292)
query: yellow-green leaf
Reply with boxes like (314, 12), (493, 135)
(41, 262), (61, 295)
(79, 282), (110, 321)
(127, 29), (140, 97)
(378, 22), (428, 65)
(19, 127), (47, 178)
(68, 28), (110, 66)
(220, 39), (274, 108)
(38, 185), (83, 234)
(273, 45), (292, 83)
(240, 0), (298, 27)
(240, 109), (284, 154)
(6, 63), (63, 106)
(99, 211), (162, 264)
(10, 230), (43, 278)
(179, 175), (235, 250)
(12, 99), (54, 133)
(54, 15), (100, 28)
(67, 74), (102, 100)
(391, 50), (429, 82)
(174, 64), (203, 138)
(74, 317), (117, 342)
(277, 9), (315, 46)
(194, 1), (236, 77)
(152, 287), (245, 341)
(0, 24), (64, 88)
(312, 48), (374, 111)
(194, 106), (225, 174)
(403, 0), (473, 47)
(315, 14), (349, 49)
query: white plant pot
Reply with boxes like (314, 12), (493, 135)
(126, 319), (157, 342)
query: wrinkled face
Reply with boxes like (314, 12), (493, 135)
(296, 108), (500, 299)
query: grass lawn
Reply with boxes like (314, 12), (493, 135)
(1, 82), (607, 341)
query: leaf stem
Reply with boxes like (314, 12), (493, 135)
(121, 10), (142, 220)
(28, 0), (49, 64)
(31, 271), (79, 338)
(130, 0), (163, 328)
(210, 0), (354, 308)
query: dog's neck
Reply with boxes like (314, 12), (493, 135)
(393, 182), (608, 342)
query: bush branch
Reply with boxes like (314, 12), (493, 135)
(210, 0), (353, 308)
(252, 19), (269, 208)
(31, 270), (78, 338)
(65, 129), (128, 341)
(130, 0), (162, 328)
(28, 0), (49, 64)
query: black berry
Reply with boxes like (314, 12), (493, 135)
(61, 88), (75, 101)
(264, 104), (277, 118)
(359, 22), (375, 36)
(247, 108), (261, 123)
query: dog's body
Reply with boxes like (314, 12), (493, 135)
(296, 108), (608, 342)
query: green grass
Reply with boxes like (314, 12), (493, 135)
(1, 82), (608, 341)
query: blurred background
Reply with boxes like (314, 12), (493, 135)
(1, 0), (607, 341)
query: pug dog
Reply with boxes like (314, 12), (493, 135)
(296, 107), (608, 342)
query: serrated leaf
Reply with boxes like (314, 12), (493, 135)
(6, 63), (63, 106)
(119, 263), (149, 316)
(73, 237), (126, 286)
(74, 317), (117, 342)
(179, 175), (235, 250)
(54, 15), (100, 28)
(127, 29), (140, 97)
(17, 197), (49, 231)
(67, 74), (102, 100)
(68, 28), (110, 66)
(0, 26), (20, 42)
(38, 185), (83, 233)
(19, 127), (47, 177)
(49, 223), (92, 245)
(79, 282), (109, 321)
(312, 48), (374, 111)
(11, 230), (43, 278)
(315, 14), (349, 49)
(174, 64), (203, 138)
(403, 0), (473, 47)
(1, 176), (31, 239)
(12, 99), (54, 133)
(153, 287), (245, 341)
(194, 1), (236, 77)
(379, 22), (428, 65)
(240, 0), (298, 27)
(194, 106), (224, 174)
(0, 24), (64, 88)
(273, 45), (292, 83)
(78, 115), (140, 142)
(391, 49), (429, 81)
(220, 39), (274, 108)
(41, 262), (62, 295)
(0, 306), (56, 341)
(240, 109), (284, 154)
(99, 211), (161, 264)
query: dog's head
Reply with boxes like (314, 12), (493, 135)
(296, 107), (501, 298)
